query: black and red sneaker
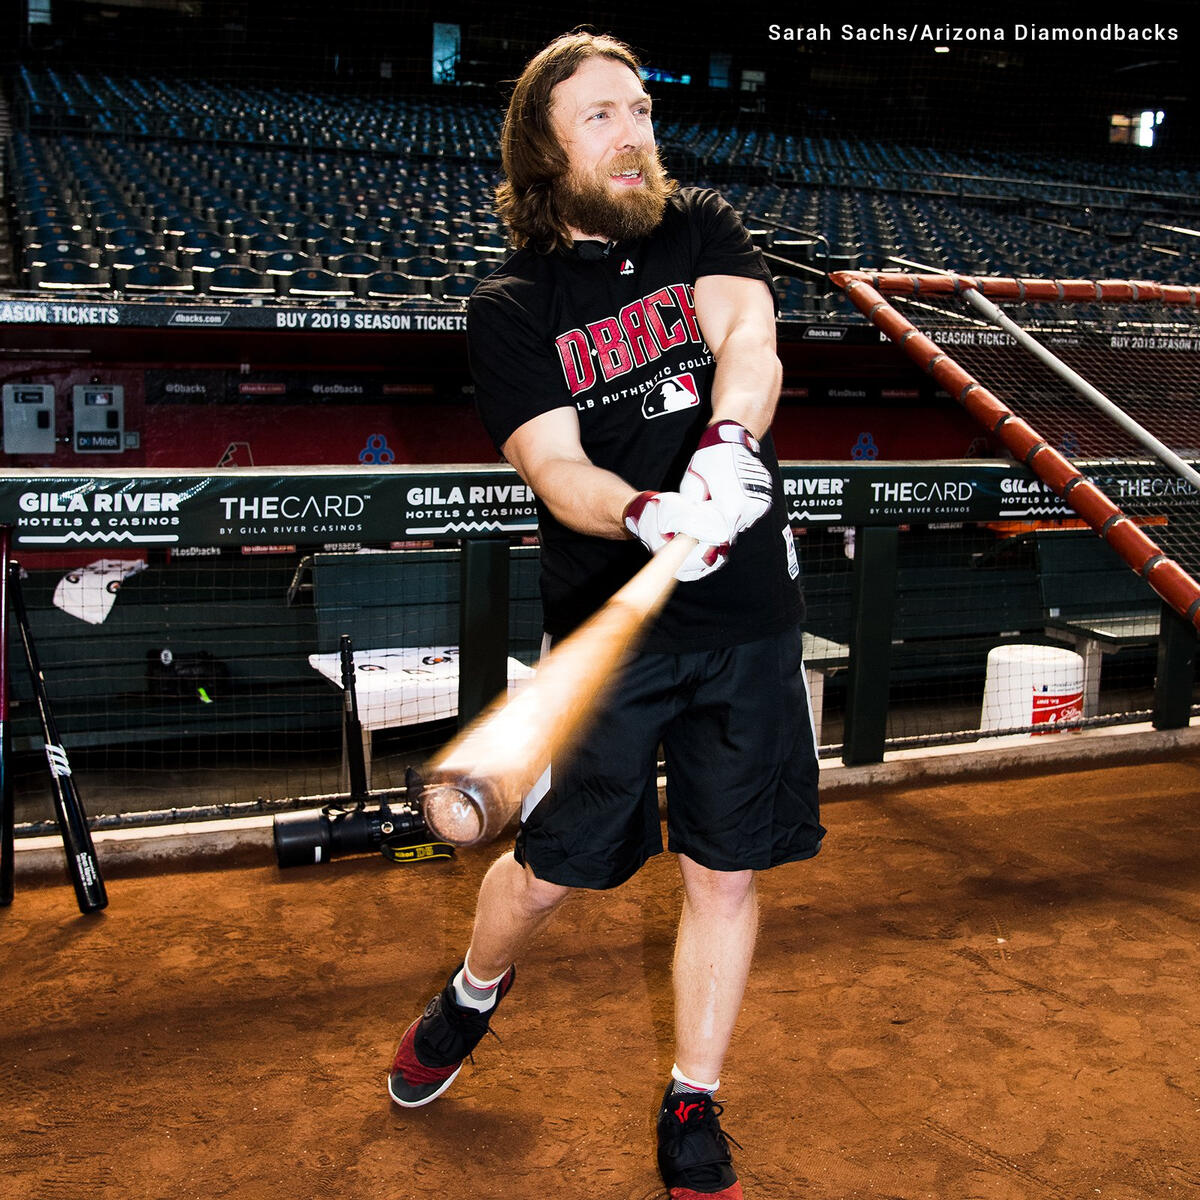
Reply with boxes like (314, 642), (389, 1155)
(656, 1083), (743, 1199)
(387, 962), (516, 1108)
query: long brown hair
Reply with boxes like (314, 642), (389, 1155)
(495, 32), (650, 253)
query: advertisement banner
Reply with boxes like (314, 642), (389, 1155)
(0, 460), (1173, 550)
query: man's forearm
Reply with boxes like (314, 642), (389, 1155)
(707, 325), (782, 440)
(523, 456), (639, 539)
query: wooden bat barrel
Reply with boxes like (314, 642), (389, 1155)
(422, 535), (697, 846)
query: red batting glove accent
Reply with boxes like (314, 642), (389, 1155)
(622, 490), (658, 538)
(698, 420), (760, 454)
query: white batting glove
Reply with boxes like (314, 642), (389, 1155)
(622, 490), (732, 581)
(681, 420), (773, 539)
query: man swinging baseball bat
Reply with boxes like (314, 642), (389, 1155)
(389, 32), (823, 1200)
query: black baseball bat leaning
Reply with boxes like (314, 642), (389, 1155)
(0, 529), (14, 906)
(339, 634), (369, 804)
(8, 560), (107, 914)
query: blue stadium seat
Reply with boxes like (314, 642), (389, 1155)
(308, 234), (357, 259)
(186, 247), (245, 275)
(402, 255), (452, 287)
(204, 265), (274, 296)
(25, 239), (99, 269)
(328, 252), (381, 279)
(242, 231), (292, 256)
(260, 250), (318, 276)
(361, 271), (422, 299)
(174, 230), (229, 256)
(102, 226), (160, 251)
(441, 274), (477, 300)
(34, 259), (109, 291)
(121, 262), (193, 293)
(285, 268), (354, 299)
(108, 245), (175, 273)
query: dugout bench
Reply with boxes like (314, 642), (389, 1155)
(1034, 529), (1163, 717)
(306, 545), (542, 785)
(1031, 528), (1197, 728)
(797, 525), (1049, 761)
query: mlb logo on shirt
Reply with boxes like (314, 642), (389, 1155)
(641, 372), (700, 419)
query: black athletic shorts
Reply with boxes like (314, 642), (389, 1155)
(513, 623), (824, 890)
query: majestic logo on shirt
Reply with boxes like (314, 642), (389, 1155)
(619, 258), (634, 276)
(642, 373), (700, 419)
(554, 283), (705, 396)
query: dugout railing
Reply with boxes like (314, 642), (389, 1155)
(0, 461), (1194, 800)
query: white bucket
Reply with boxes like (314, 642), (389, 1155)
(979, 644), (1085, 737)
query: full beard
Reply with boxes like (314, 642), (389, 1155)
(555, 148), (674, 243)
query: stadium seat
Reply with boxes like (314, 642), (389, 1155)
(261, 250), (317, 276)
(440, 274), (477, 300)
(187, 247), (245, 276)
(328, 252), (380, 279)
(23, 221), (84, 246)
(291, 217), (336, 241)
(228, 215), (274, 238)
(377, 239), (422, 266)
(443, 242), (481, 265)
(108, 245), (175, 272)
(25, 239), (99, 269)
(309, 234), (357, 258)
(472, 233), (508, 255)
(242, 231), (292, 255)
(361, 271), (422, 299)
(204, 265), (274, 296)
(403, 255), (451, 281)
(340, 214), (377, 238)
(285, 268), (354, 298)
(92, 208), (146, 235)
(121, 262), (193, 293)
(103, 226), (161, 252)
(34, 258), (109, 290)
(411, 229), (448, 254)
(175, 230), (229, 257)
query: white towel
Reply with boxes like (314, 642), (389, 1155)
(52, 558), (147, 625)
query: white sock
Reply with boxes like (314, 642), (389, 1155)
(451, 958), (509, 1012)
(670, 1062), (720, 1095)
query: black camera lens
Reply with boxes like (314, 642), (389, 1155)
(273, 809), (335, 867)
(273, 797), (425, 868)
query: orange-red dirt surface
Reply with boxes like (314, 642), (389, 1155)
(3, 752), (1199, 1199)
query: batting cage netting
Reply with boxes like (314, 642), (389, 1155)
(835, 273), (1200, 618)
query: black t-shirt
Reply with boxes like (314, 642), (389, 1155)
(468, 186), (803, 653)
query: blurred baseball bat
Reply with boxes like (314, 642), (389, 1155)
(422, 535), (696, 846)
(8, 561), (107, 914)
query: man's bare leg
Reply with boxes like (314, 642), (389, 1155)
(387, 850), (570, 1107)
(464, 850), (573, 980)
(671, 853), (759, 1085)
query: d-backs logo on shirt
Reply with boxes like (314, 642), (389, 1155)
(554, 283), (705, 397)
(642, 373), (699, 419)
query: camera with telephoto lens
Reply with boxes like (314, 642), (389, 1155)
(273, 790), (425, 868)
